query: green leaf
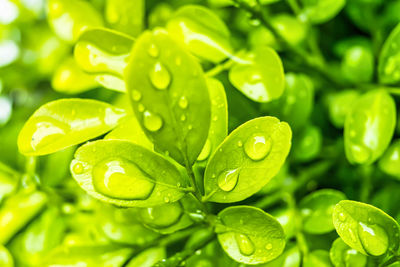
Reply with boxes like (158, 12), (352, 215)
(299, 189), (346, 234)
(126, 247), (166, 267)
(303, 250), (332, 267)
(125, 28), (211, 166)
(332, 200), (400, 256)
(327, 90), (360, 129)
(341, 45), (374, 83)
(47, 0), (103, 43)
(0, 168), (17, 203)
(197, 78), (228, 162)
(0, 190), (47, 244)
(0, 245), (13, 267)
(105, 116), (154, 150)
(229, 47), (285, 103)
(51, 57), (97, 94)
(292, 125), (322, 163)
(18, 99), (126, 156)
(216, 206), (285, 265)
(203, 116), (291, 203)
(379, 23), (400, 84)
(344, 89), (396, 165)
(255, 243), (300, 267)
(105, 0), (144, 37)
(70, 140), (190, 207)
(329, 238), (367, 267)
(299, 0), (346, 24)
(378, 139), (400, 180)
(166, 5), (233, 63)
(74, 27), (135, 92)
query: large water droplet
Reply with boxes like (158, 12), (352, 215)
(30, 117), (68, 151)
(197, 139), (211, 161)
(92, 157), (155, 200)
(244, 133), (272, 161)
(139, 202), (182, 228)
(235, 233), (255, 256)
(358, 222), (389, 256)
(148, 43), (159, 58)
(143, 111), (163, 132)
(217, 169), (239, 192)
(149, 62), (171, 90)
(178, 96), (188, 109)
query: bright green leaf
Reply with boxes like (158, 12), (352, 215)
(303, 250), (332, 267)
(70, 140), (190, 207)
(378, 139), (400, 180)
(125, 28), (211, 166)
(299, 0), (346, 24)
(379, 23), (400, 84)
(203, 116), (291, 203)
(105, 0), (144, 37)
(332, 200), (400, 256)
(216, 206), (285, 265)
(327, 90), (360, 129)
(329, 238), (367, 267)
(341, 45), (374, 83)
(18, 99), (126, 156)
(0, 245), (13, 267)
(126, 247), (166, 267)
(229, 47), (285, 103)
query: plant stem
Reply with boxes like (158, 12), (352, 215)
(232, 0), (346, 88)
(380, 255), (400, 267)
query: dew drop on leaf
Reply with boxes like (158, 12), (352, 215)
(339, 212), (346, 222)
(178, 96), (188, 109)
(244, 133), (272, 161)
(265, 243), (273, 250)
(132, 90), (142, 101)
(217, 169), (239, 192)
(143, 111), (163, 132)
(197, 138), (211, 161)
(72, 162), (84, 174)
(148, 43), (159, 58)
(235, 233), (255, 256)
(92, 158), (155, 200)
(357, 222), (389, 256)
(149, 62), (171, 90)
(237, 140), (243, 147)
(138, 104), (145, 112)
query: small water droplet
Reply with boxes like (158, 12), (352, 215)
(237, 140), (243, 147)
(132, 90), (142, 101)
(339, 212), (346, 222)
(149, 62), (171, 90)
(244, 133), (272, 161)
(178, 96), (188, 109)
(235, 233), (255, 256)
(211, 174), (216, 179)
(143, 111), (163, 132)
(217, 169), (239, 192)
(138, 104), (145, 112)
(188, 125), (193, 130)
(164, 196), (170, 203)
(92, 158), (155, 200)
(212, 115), (218, 121)
(176, 182), (181, 187)
(73, 162), (84, 174)
(197, 139), (211, 161)
(265, 243), (273, 250)
(148, 43), (159, 58)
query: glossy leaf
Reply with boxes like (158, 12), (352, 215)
(229, 47), (285, 103)
(18, 99), (126, 156)
(333, 200), (400, 256)
(303, 250), (332, 267)
(328, 90), (360, 129)
(0, 245), (13, 267)
(125, 28), (211, 166)
(126, 247), (166, 267)
(167, 5), (233, 63)
(256, 243), (300, 267)
(47, 0), (103, 43)
(105, 0), (144, 37)
(341, 45), (374, 83)
(74, 27), (135, 92)
(203, 116), (291, 203)
(70, 140), (190, 207)
(299, 189), (346, 234)
(329, 238), (367, 267)
(216, 206), (285, 265)
(51, 57), (98, 94)
(197, 78), (228, 162)
(299, 0), (346, 24)
(379, 23), (400, 84)
(0, 190), (47, 244)
(292, 125), (322, 162)
(344, 89), (396, 165)
(378, 139), (400, 180)
(0, 169), (17, 203)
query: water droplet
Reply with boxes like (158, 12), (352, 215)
(244, 133), (272, 161)
(138, 104), (145, 112)
(180, 114), (186, 121)
(358, 222), (389, 256)
(217, 169), (239, 192)
(235, 233), (255, 256)
(339, 212), (346, 222)
(265, 243), (273, 250)
(237, 141), (243, 147)
(143, 111), (163, 132)
(132, 90), (142, 101)
(29, 118), (68, 151)
(92, 158), (155, 200)
(176, 182), (181, 187)
(73, 162), (84, 174)
(149, 62), (171, 90)
(197, 139), (211, 161)
(178, 96), (188, 109)
(148, 43), (159, 58)
(211, 174), (216, 179)
(212, 115), (218, 121)
(188, 124), (193, 130)
(164, 196), (170, 203)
